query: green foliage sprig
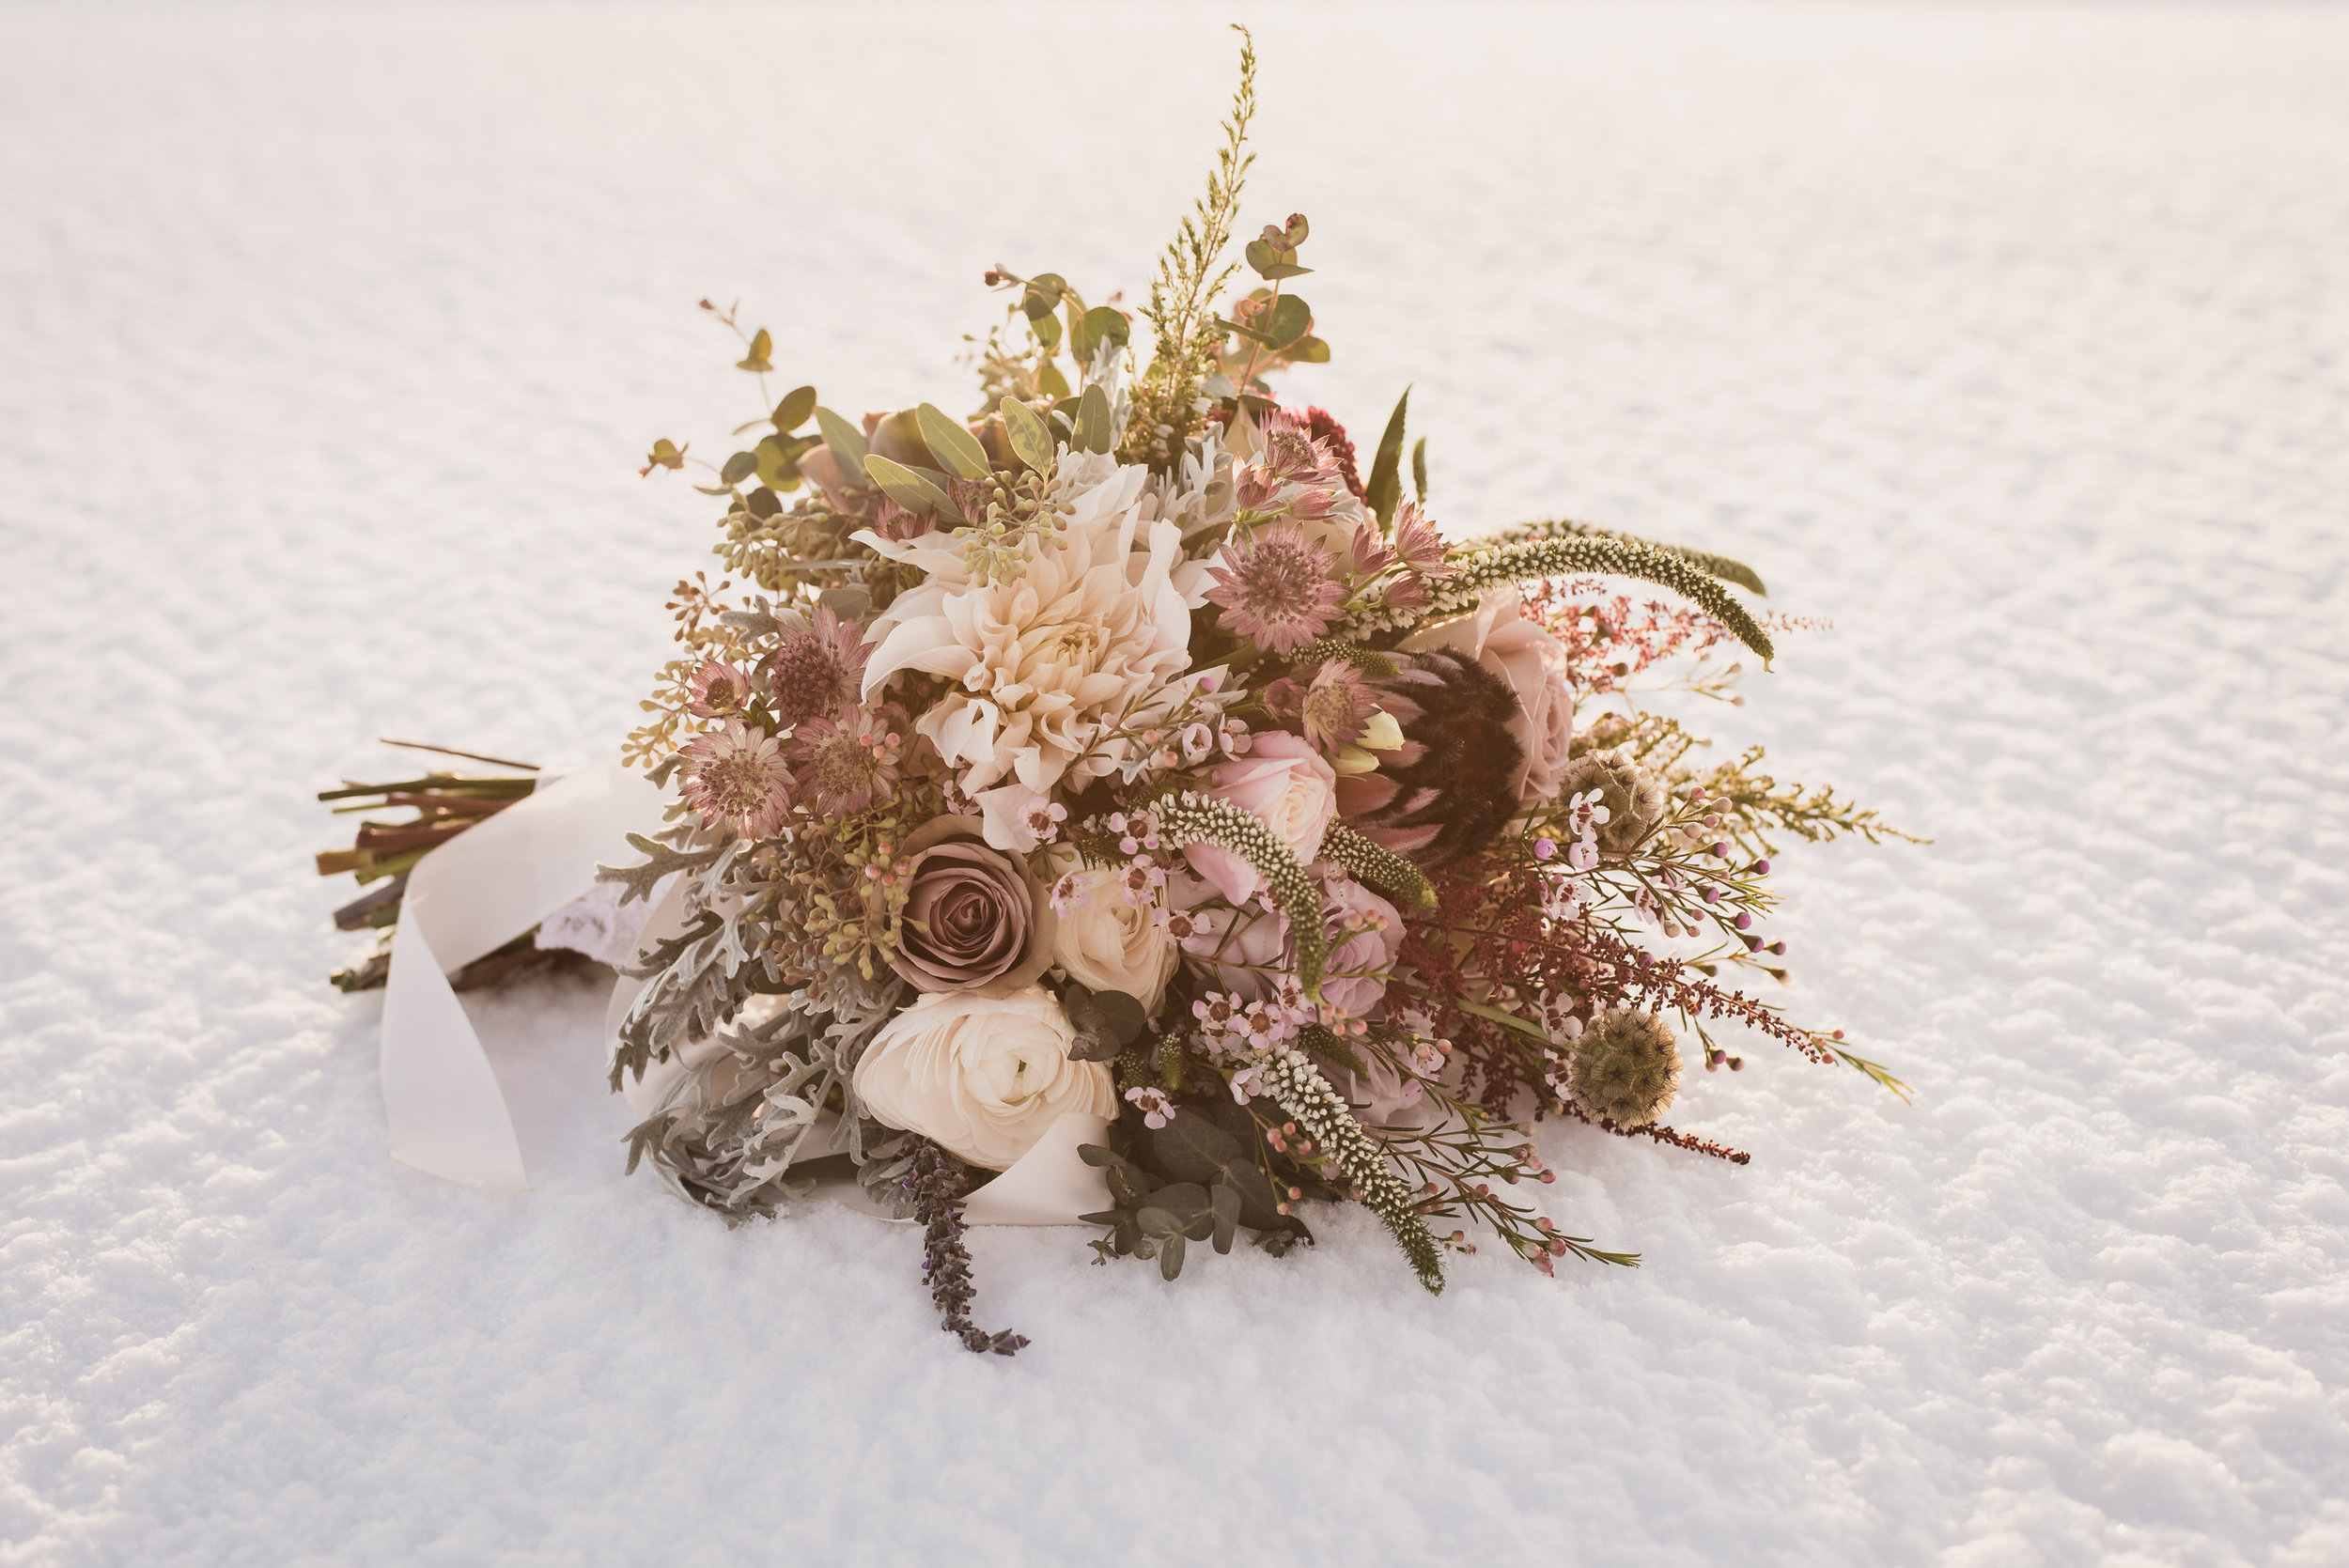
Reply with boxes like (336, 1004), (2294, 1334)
(1122, 25), (1258, 467)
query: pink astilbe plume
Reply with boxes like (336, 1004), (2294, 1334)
(679, 719), (793, 837)
(1206, 520), (1345, 655)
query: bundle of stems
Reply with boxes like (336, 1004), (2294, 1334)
(315, 740), (584, 992)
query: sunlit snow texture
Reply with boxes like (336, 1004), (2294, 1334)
(4, 4), (2346, 1564)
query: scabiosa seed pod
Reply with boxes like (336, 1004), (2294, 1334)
(1331, 647), (1525, 868)
(1564, 1006), (1683, 1128)
(1557, 746), (1670, 855)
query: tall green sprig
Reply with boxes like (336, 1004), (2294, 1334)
(1125, 25), (1258, 466)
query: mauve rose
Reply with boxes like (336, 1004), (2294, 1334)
(1182, 730), (1338, 905)
(888, 816), (1056, 994)
(1400, 585), (1576, 806)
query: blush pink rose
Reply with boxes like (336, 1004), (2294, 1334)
(1399, 585), (1575, 807)
(1315, 872), (1404, 1021)
(1182, 730), (1338, 904)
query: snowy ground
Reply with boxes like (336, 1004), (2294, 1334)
(5, 3), (2347, 1563)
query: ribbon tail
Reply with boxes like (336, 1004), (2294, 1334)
(381, 914), (529, 1188)
(374, 753), (665, 1189)
(960, 1112), (1112, 1226)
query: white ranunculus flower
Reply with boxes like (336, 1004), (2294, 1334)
(1050, 867), (1178, 1012)
(853, 458), (1194, 795)
(850, 986), (1117, 1172)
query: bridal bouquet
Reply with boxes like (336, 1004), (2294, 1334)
(337, 33), (1912, 1356)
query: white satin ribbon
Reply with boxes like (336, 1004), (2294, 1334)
(379, 754), (663, 1187)
(377, 754), (1110, 1222)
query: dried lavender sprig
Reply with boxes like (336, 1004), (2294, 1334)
(1150, 790), (1329, 1000)
(1317, 823), (1436, 909)
(1260, 1040), (1445, 1294)
(1354, 536), (1773, 664)
(1491, 517), (1768, 598)
(905, 1138), (1028, 1357)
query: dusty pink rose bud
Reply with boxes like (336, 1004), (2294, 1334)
(1182, 731), (1338, 905)
(887, 816), (1056, 994)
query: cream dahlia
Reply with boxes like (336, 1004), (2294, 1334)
(854, 456), (1198, 794)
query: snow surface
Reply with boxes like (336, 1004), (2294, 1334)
(5, 3), (2348, 1563)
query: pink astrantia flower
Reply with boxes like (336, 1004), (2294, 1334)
(685, 660), (756, 719)
(1205, 521), (1345, 656)
(787, 705), (903, 815)
(1256, 408), (1341, 487)
(1389, 502), (1452, 582)
(1299, 660), (1376, 752)
(678, 719), (793, 838)
(766, 607), (871, 730)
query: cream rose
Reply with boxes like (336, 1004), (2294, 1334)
(1050, 867), (1179, 1013)
(1182, 730), (1339, 905)
(851, 986), (1117, 1171)
(1400, 585), (1575, 806)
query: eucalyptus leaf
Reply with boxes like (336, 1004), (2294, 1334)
(1244, 238), (1313, 282)
(754, 434), (809, 489)
(771, 384), (817, 432)
(863, 453), (962, 520)
(1210, 1181), (1241, 1253)
(1020, 274), (1066, 319)
(1158, 1232), (1187, 1281)
(1411, 436), (1428, 504)
(813, 406), (867, 475)
(720, 451), (757, 486)
(817, 586), (868, 619)
(1037, 360), (1072, 400)
(735, 327), (773, 373)
(1062, 983), (1148, 1057)
(1287, 335), (1330, 365)
(745, 487), (782, 520)
(1072, 383), (1112, 454)
(915, 403), (992, 480)
(1072, 304), (1129, 360)
(1032, 310), (1063, 353)
(1258, 294), (1311, 349)
(999, 396), (1054, 474)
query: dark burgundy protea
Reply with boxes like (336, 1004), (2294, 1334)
(1335, 648), (1525, 868)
